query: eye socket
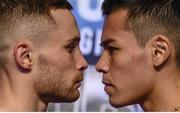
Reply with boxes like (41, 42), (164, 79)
(65, 42), (79, 53)
(102, 46), (119, 55)
(107, 46), (119, 54)
(100, 39), (120, 55)
(64, 37), (80, 53)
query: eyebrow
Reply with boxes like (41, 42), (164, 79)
(100, 38), (116, 47)
(67, 36), (80, 43)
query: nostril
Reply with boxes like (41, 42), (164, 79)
(81, 64), (88, 71)
(77, 61), (88, 71)
(95, 65), (101, 72)
(95, 63), (109, 73)
(97, 68), (103, 73)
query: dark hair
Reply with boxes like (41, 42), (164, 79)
(102, 0), (134, 15)
(0, 0), (73, 68)
(102, 0), (180, 68)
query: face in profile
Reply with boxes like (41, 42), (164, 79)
(33, 9), (88, 102)
(96, 9), (156, 107)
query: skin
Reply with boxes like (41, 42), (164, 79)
(33, 9), (88, 103)
(0, 9), (88, 111)
(96, 9), (180, 111)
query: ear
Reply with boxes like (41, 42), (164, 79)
(151, 35), (171, 68)
(14, 43), (33, 71)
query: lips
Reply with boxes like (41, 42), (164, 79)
(75, 82), (81, 88)
(102, 80), (112, 86)
(75, 73), (83, 82)
(102, 76), (112, 86)
(76, 76), (83, 83)
(102, 78), (113, 94)
(74, 75), (83, 88)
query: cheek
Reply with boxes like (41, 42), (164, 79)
(107, 50), (156, 105)
(34, 61), (76, 100)
(111, 52), (154, 90)
(109, 63), (155, 106)
(35, 55), (76, 91)
(55, 55), (74, 69)
(45, 52), (76, 76)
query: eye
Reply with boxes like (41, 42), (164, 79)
(106, 46), (119, 55)
(65, 40), (79, 53)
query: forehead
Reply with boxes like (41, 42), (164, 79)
(102, 9), (137, 45)
(104, 9), (128, 31)
(50, 9), (79, 41)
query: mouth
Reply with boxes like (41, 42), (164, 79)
(102, 80), (113, 94)
(74, 75), (83, 88)
(75, 82), (81, 89)
(102, 80), (112, 86)
(77, 76), (83, 83)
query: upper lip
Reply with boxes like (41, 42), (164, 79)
(102, 79), (112, 86)
(76, 75), (83, 82)
(78, 78), (83, 82)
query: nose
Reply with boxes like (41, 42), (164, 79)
(95, 52), (109, 73)
(76, 52), (88, 71)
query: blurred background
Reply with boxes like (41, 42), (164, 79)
(47, 0), (143, 112)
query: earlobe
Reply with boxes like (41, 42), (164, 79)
(14, 43), (33, 71)
(152, 35), (171, 68)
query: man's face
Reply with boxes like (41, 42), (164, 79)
(33, 9), (88, 102)
(96, 10), (156, 107)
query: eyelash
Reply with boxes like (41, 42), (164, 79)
(106, 46), (119, 54)
(65, 42), (79, 53)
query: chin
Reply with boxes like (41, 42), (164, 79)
(65, 93), (80, 102)
(62, 89), (80, 103)
(110, 101), (122, 108)
(47, 89), (80, 103)
(109, 96), (129, 108)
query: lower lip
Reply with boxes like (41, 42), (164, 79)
(104, 85), (112, 94)
(75, 82), (81, 88)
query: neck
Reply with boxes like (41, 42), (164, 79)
(141, 68), (180, 111)
(0, 70), (47, 111)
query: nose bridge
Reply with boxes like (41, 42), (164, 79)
(75, 49), (88, 71)
(96, 51), (109, 73)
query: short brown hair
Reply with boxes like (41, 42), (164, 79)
(0, 0), (72, 68)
